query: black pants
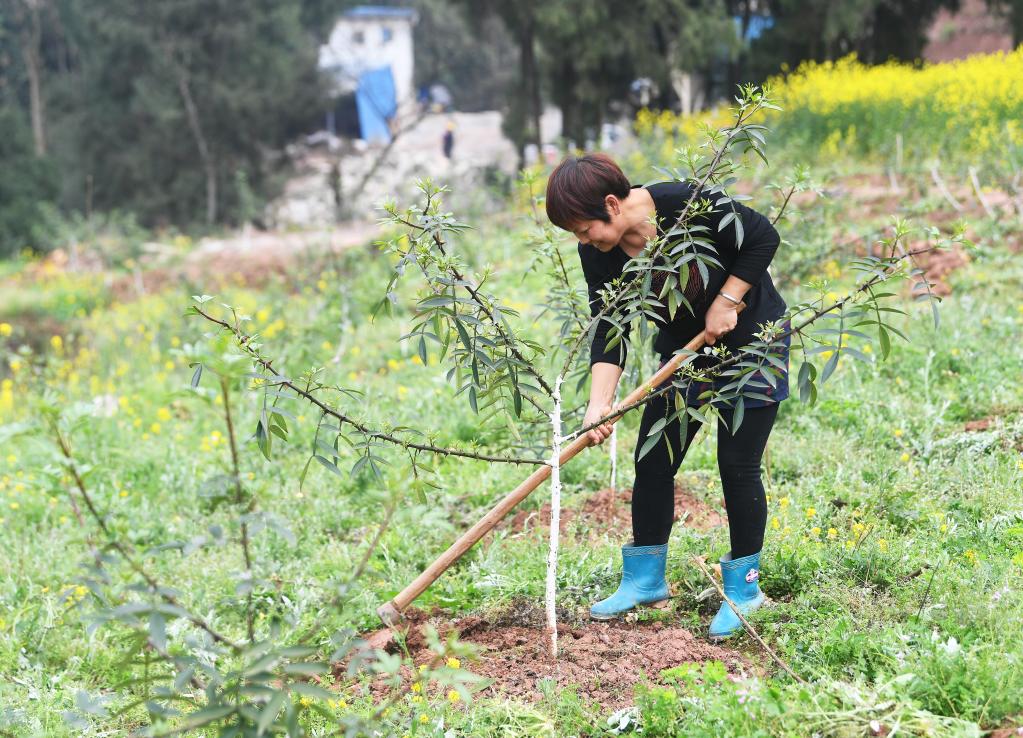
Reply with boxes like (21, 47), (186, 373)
(631, 392), (779, 558)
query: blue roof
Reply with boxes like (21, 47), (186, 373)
(344, 5), (417, 19)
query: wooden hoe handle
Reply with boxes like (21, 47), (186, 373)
(377, 305), (744, 625)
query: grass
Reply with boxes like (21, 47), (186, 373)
(0, 148), (1022, 736)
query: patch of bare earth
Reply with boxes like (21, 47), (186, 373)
(502, 483), (724, 540)
(357, 606), (752, 709)
(102, 224), (380, 300)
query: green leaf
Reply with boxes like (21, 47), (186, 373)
(314, 455), (343, 478)
(821, 349), (841, 383)
(190, 363), (203, 388)
(878, 325), (891, 360)
(298, 456), (313, 491)
(255, 418), (271, 461)
(282, 662), (329, 676)
(647, 417), (668, 437)
(289, 682), (335, 701)
(258, 692), (286, 735)
(637, 431), (662, 461)
(731, 398), (745, 435)
(149, 611), (167, 652)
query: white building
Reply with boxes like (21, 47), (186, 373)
(318, 5), (419, 106)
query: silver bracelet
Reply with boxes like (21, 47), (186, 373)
(718, 291), (741, 306)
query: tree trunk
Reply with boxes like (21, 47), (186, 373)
(520, 12), (542, 153)
(19, 0), (46, 156)
(175, 72), (217, 224)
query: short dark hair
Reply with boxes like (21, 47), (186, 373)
(545, 153), (631, 231)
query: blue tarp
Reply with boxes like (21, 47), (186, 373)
(734, 14), (774, 42)
(356, 66), (397, 143)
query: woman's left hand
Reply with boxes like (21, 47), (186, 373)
(704, 297), (738, 345)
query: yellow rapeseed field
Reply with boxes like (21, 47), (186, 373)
(635, 47), (1023, 160)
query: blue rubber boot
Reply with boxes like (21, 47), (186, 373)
(709, 550), (767, 639)
(590, 543), (671, 620)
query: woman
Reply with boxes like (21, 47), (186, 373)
(545, 153), (788, 639)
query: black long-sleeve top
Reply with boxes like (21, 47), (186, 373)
(580, 181), (787, 367)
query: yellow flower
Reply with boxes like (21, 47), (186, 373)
(419, 715), (430, 724)
(894, 428), (903, 437)
(299, 697), (312, 708)
(900, 452), (911, 462)
(805, 507), (816, 519)
(164, 360), (175, 371)
(0, 323), (11, 337)
(411, 681), (422, 693)
(878, 538), (888, 551)
(939, 523), (948, 533)
(446, 657), (461, 669)
(964, 549), (978, 565)
(150, 423), (161, 434)
(350, 345), (361, 356)
(170, 336), (181, 347)
(447, 690), (461, 704)
(810, 526), (821, 537)
(317, 279), (328, 292)
(397, 385), (408, 397)
(9, 359), (22, 373)
(9, 502), (19, 510)
(119, 490), (128, 498)
(410, 695), (423, 704)
(387, 358), (401, 370)
(157, 407), (172, 422)
(5, 454), (15, 465)
(50, 335), (63, 351)
(827, 527), (838, 539)
(321, 341), (332, 351)
(779, 496), (790, 509)
(770, 517), (781, 530)
(411, 355), (423, 365)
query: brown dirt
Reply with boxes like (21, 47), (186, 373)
(903, 241), (970, 297)
(503, 483), (724, 539)
(107, 224), (380, 300)
(356, 606), (752, 709)
(964, 418), (993, 432)
(988, 723), (1023, 738)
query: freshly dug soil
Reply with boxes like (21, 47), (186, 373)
(504, 483), (724, 539)
(361, 606), (752, 709)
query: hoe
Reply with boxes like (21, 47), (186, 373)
(376, 306), (746, 628)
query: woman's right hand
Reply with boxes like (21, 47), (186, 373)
(583, 403), (615, 446)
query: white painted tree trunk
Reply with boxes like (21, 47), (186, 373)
(545, 375), (563, 657)
(609, 387), (618, 494)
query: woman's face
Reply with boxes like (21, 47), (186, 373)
(570, 197), (625, 252)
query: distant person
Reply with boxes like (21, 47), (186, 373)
(442, 121), (455, 160)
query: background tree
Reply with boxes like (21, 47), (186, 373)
(985, 0), (1023, 45)
(745, 0), (961, 80)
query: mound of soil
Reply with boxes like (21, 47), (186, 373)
(360, 606), (751, 709)
(504, 484), (724, 539)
